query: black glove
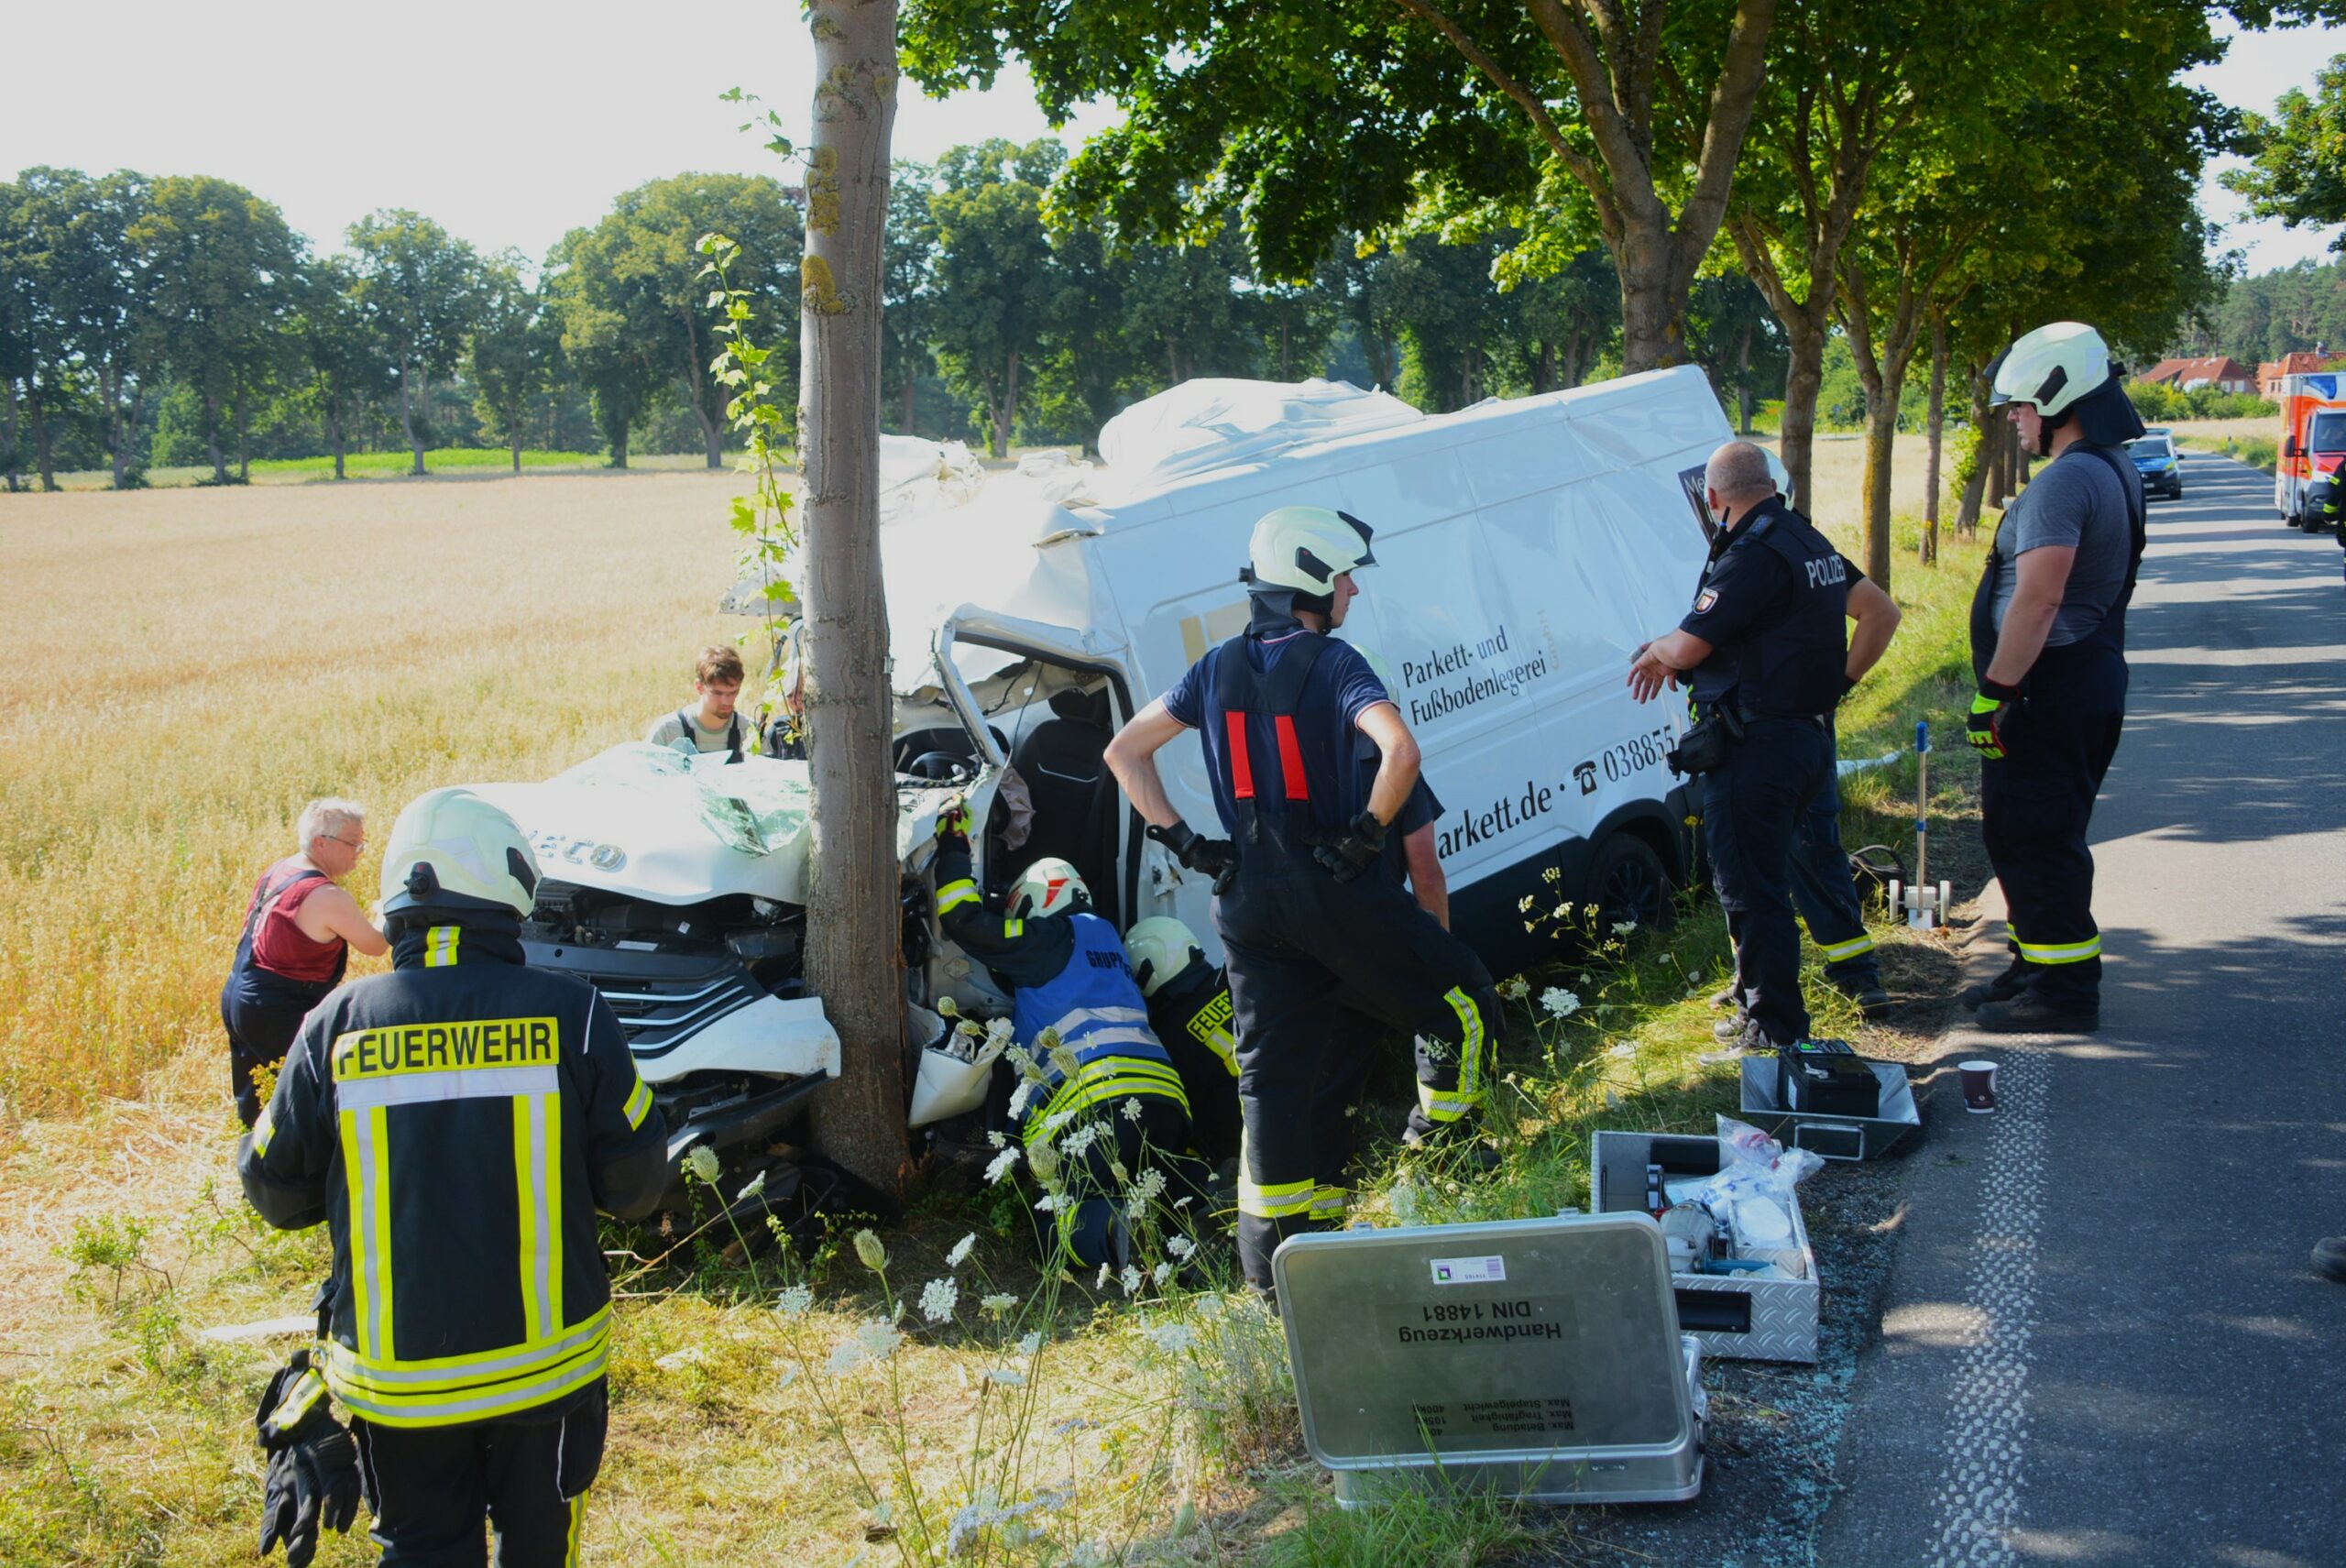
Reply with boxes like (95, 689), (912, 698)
(1967, 677), (2022, 761)
(256, 1350), (360, 1568)
(1308, 810), (1389, 884)
(1146, 821), (1238, 895)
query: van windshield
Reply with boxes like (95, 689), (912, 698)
(2312, 411), (2346, 453)
(2129, 437), (2172, 459)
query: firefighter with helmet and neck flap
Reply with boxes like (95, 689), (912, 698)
(929, 820), (1202, 1270)
(238, 786), (667, 1568)
(1964, 322), (2148, 1034)
(1102, 503), (1508, 1292)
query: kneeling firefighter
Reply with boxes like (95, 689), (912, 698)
(1103, 505), (1507, 1290)
(238, 787), (667, 1567)
(931, 821), (1197, 1268)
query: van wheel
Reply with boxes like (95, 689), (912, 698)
(1591, 833), (1673, 936)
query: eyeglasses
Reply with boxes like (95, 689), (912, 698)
(323, 835), (366, 850)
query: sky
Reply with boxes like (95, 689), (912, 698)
(1, 2), (2341, 277)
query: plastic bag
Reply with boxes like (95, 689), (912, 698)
(1683, 1115), (1817, 1279)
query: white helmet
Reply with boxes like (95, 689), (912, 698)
(1124, 916), (1202, 998)
(379, 787), (541, 919)
(1990, 322), (2110, 419)
(1010, 857), (1089, 919)
(1244, 505), (1376, 596)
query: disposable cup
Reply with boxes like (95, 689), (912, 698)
(1959, 1059), (1999, 1113)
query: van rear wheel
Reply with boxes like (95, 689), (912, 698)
(1591, 833), (1673, 937)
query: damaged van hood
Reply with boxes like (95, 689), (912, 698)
(472, 743), (967, 908)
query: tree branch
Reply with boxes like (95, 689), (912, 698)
(1389, 0), (1612, 205)
(1672, 0), (1780, 295)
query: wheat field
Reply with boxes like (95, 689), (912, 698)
(0, 471), (756, 1117)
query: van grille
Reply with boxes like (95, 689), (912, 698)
(520, 940), (762, 1058)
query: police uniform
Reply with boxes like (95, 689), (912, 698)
(1679, 495), (1853, 1047)
(1165, 617), (1503, 1288)
(239, 916), (666, 1566)
(932, 846), (1196, 1266)
(1789, 718), (1881, 992)
(1969, 445), (2144, 1012)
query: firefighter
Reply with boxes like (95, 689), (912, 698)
(1628, 442), (1900, 1052)
(239, 787), (667, 1567)
(1103, 505), (1507, 1290)
(1124, 916), (1242, 1168)
(2320, 461), (2346, 589)
(931, 824), (1195, 1269)
(1964, 323), (2147, 1033)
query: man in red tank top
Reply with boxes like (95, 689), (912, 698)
(220, 799), (388, 1125)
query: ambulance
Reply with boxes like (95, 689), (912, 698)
(2273, 370), (2346, 529)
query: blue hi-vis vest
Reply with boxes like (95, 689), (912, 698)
(1011, 912), (1187, 1146)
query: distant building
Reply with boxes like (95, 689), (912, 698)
(2137, 356), (2257, 393)
(2258, 351), (2337, 396)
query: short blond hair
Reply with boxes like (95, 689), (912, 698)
(297, 798), (366, 854)
(695, 644), (746, 686)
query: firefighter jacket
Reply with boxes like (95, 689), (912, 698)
(932, 845), (1189, 1146)
(238, 917), (667, 1429)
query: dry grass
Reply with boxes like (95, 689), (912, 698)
(2158, 416), (2275, 446)
(0, 471), (757, 1117)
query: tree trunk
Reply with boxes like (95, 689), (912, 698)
(1858, 389), (1896, 594)
(1737, 321), (1755, 435)
(203, 387), (228, 486)
(1562, 327), (1583, 390)
(799, 0), (909, 1192)
(334, 400), (348, 481)
(1959, 362), (1992, 537)
(1922, 314), (1947, 566)
(1776, 321), (1826, 515)
(399, 363), (425, 476)
(3, 377), (20, 491)
(900, 355), (917, 437)
(511, 423), (523, 474)
(104, 364), (131, 488)
(27, 389), (55, 491)
(1617, 244), (1689, 375)
(236, 388), (251, 483)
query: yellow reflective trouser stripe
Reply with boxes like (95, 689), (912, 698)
(935, 878), (979, 915)
(565, 1491), (586, 1567)
(423, 926), (461, 967)
(1417, 987), (1489, 1124)
(252, 1102), (277, 1157)
(1025, 1061), (1189, 1145)
(1818, 932), (1876, 962)
(1310, 1184), (1348, 1219)
(1237, 1127), (1314, 1218)
(341, 1104), (395, 1359)
(1417, 1082), (1481, 1122)
(2015, 934), (2100, 964)
(623, 1075), (653, 1130)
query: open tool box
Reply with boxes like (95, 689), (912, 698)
(1738, 1052), (1920, 1162)
(1591, 1130), (1819, 1364)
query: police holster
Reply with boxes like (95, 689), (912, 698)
(1666, 700), (1745, 777)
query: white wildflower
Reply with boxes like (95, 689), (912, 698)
(918, 1277), (959, 1324)
(980, 1292), (1018, 1315)
(1540, 986), (1582, 1019)
(1612, 919), (1639, 937)
(1122, 1096), (1144, 1122)
(1006, 1044), (1044, 1080)
(1607, 1041), (1636, 1058)
(1071, 1541), (1107, 1568)
(777, 1361), (800, 1388)
(986, 1129), (1007, 1149)
(1153, 1261), (1173, 1287)
(776, 1284), (814, 1318)
(1018, 1331), (1044, 1357)
(683, 1144), (721, 1184)
(1149, 1321), (1197, 1354)
(1035, 1192), (1069, 1213)
(1496, 974), (1530, 1001)
(734, 1168), (767, 1201)
(1059, 1123), (1102, 1157)
(946, 1233), (976, 1268)
(1166, 1234), (1195, 1260)
(1172, 1195), (1192, 1209)
(1096, 1262), (1113, 1289)
(1552, 902), (1574, 920)
(1007, 1080), (1037, 1119)
(984, 1147), (1021, 1184)
(1120, 1264), (1143, 1297)
(986, 1015), (1016, 1047)
(981, 1364), (1026, 1387)
(1388, 1179), (1422, 1225)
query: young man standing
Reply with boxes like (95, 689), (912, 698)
(644, 645), (760, 762)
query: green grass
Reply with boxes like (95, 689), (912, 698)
(2206, 434), (2277, 473)
(16, 449), (758, 490)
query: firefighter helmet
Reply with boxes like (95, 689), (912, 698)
(379, 787), (541, 919)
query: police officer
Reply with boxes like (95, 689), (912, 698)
(931, 827), (1195, 1268)
(239, 787), (667, 1567)
(1964, 323), (2147, 1033)
(1103, 505), (1506, 1290)
(1629, 442), (1901, 1051)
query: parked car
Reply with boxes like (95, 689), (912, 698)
(2128, 430), (2183, 500)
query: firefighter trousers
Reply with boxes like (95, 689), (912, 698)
(1215, 826), (1503, 1289)
(352, 1386), (604, 1567)
(1980, 641), (2127, 1008)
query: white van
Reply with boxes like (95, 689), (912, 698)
(473, 367), (1735, 1189)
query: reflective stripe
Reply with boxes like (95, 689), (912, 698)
(1443, 986), (1487, 1107)
(565, 1492), (586, 1567)
(1027, 1060), (1189, 1144)
(1416, 1081), (1483, 1123)
(251, 1102), (277, 1157)
(1003, 918), (1025, 939)
(623, 1076), (653, 1130)
(423, 926), (461, 968)
(1238, 1171), (1316, 1219)
(1202, 1025), (1239, 1078)
(935, 879), (979, 914)
(2015, 934), (2100, 964)
(513, 1094), (559, 1342)
(542, 1090), (565, 1341)
(338, 1065), (558, 1111)
(1051, 1005), (1150, 1031)
(1310, 1184), (1348, 1220)
(325, 1307), (609, 1387)
(268, 1366), (330, 1431)
(1817, 932), (1876, 963)
(343, 1105), (395, 1360)
(326, 1333), (608, 1428)
(1051, 1025), (1161, 1054)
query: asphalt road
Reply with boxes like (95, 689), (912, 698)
(1818, 453), (2346, 1565)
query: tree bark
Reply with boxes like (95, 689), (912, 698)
(800, 0), (909, 1192)
(3, 378), (20, 491)
(1777, 321), (1825, 510)
(236, 386), (251, 483)
(1922, 313), (1946, 566)
(27, 389), (55, 491)
(511, 423), (523, 474)
(399, 363), (426, 476)
(203, 387), (228, 486)
(333, 398), (348, 481)
(1736, 320), (1755, 434)
(104, 364), (132, 488)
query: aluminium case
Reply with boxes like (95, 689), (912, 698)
(1738, 1056), (1920, 1162)
(1271, 1213), (1705, 1506)
(1591, 1130), (1819, 1364)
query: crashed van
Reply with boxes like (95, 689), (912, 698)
(472, 367), (1738, 1202)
